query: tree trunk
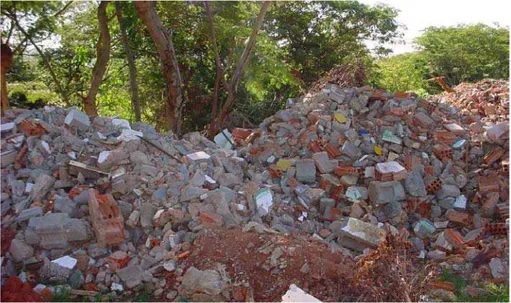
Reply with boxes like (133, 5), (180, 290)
(204, 1), (227, 138)
(115, 2), (141, 122)
(134, 1), (184, 134)
(208, 1), (271, 137)
(1, 44), (13, 116)
(83, 1), (111, 117)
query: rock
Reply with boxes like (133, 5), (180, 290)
(335, 218), (386, 251)
(436, 184), (461, 200)
(68, 270), (84, 289)
(368, 181), (405, 204)
(489, 258), (507, 279)
(117, 265), (144, 289)
(54, 197), (76, 215)
(140, 204), (157, 229)
(38, 259), (71, 282)
(312, 152), (335, 173)
(64, 109), (91, 131)
(29, 174), (55, 202)
(16, 207), (43, 222)
(296, 159), (316, 183)
(9, 239), (34, 262)
(64, 219), (89, 242)
(404, 170), (427, 197)
(179, 267), (226, 300)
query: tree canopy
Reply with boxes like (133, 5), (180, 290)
(1, 2), (508, 134)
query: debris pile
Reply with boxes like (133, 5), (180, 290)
(1, 79), (508, 301)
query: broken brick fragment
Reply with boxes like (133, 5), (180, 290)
(88, 189), (125, 247)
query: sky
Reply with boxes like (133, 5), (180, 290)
(360, 0), (511, 55)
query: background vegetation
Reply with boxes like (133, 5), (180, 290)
(1, 1), (509, 134)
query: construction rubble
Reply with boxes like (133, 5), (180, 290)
(0, 79), (509, 301)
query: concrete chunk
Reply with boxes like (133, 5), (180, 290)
(368, 181), (405, 204)
(312, 152), (335, 173)
(9, 239), (34, 262)
(29, 174), (55, 202)
(336, 218), (386, 251)
(64, 109), (90, 131)
(117, 265), (144, 289)
(296, 159), (316, 183)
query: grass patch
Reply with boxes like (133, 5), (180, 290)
(440, 268), (509, 302)
(440, 269), (469, 290)
(52, 287), (71, 302)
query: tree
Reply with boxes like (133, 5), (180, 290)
(82, 1), (110, 116)
(1, 43), (13, 115)
(115, 2), (141, 121)
(134, 1), (184, 134)
(266, 1), (401, 85)
(415, 24), (509, 86)
(207, 1), (271, 137)
(1, 1), (74, 105)
(372, 53), (433, 94)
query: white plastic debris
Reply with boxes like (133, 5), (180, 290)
(454, 195), (467, 209)
(33, 284), (48, 293)
(111, 282), (124, 292)
(98, 151), (111, 165)
(25, 183), (34, 194)
(186, 151), (211, 161)
(281, 284), (321, 302)
(255, 188), (273, 216)
(375, 161), (406, 174)
(51, 255), (77, 269)
(214, 129), (234, 150)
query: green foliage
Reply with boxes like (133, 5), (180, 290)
(51, 286), (71, 302)
(267, 1), (401, 85)
(440, 268), (469, 291)
(8, 81), (60, 107)
(3, 0), (402, 133)
(371, 52), (440, 95)
(440, 269), (509, 302)
(415, 24), (509, 86)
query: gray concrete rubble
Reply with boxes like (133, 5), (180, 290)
(0, 80), (508, 300)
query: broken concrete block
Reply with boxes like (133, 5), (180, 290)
(336, 218), (386, 251)
(30, 213), (71, 249)
(368, 181), (405, 204)
(179, 266), (226, 300)
(29, 174), (55, 202)
(436, 184), (461, 200)
(64, 109), (90, 131)
(312, 152), (335, 173)
(404, 170), (427, 197)
(341, 141), (361, 159)
(117, 264), (144, 289)
(140, 204), (158, 229)
(414, 112), (434, 126)
(16, 207), (43, 222)
(180, 185), (208, 202)
(375, 161), (407, 181)
(296, 159), (316, 183)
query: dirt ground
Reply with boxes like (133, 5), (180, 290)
(178, 227), (360, 302)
